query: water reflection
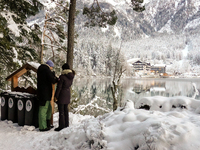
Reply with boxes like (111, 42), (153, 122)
(71, 78), (113, 116)
(124, 78), (200, 102)
(71, 78), (200, 116)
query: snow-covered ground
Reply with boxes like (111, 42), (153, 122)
(1, 96), (200, 150)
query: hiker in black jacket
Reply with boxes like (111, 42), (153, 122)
(37, 60), (58, 131)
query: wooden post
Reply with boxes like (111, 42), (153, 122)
(11, 76), (18, 91)
(50, 84), (56, 125)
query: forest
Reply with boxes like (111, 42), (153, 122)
(1, 0), (200, 91)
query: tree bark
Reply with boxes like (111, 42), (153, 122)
(67, 0), (76, 69)
(40, 14), (48, 64)
(111, 81), (118, 111)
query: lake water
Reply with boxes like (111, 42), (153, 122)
(71, 78), (200, 116)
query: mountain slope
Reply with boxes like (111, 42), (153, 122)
(30, 0), (200, 76)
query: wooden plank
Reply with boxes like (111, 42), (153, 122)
(50, 84), (56, 125)
(15, 69), (27, 78)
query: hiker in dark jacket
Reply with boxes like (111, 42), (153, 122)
(54, 63), (75, 131)
(37, 60), (58, 131)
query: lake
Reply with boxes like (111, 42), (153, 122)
(71, 78), (200, 116)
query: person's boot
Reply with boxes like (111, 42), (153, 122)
(47, 120), (54, 129)
(54, 127), (63, 131)
(39, 128), (50, 132)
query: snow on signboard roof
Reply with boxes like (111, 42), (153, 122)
(6, 62), (40, 81)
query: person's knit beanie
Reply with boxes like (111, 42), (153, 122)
(46, 60), (54, 67)
(62, 63), (70, 70)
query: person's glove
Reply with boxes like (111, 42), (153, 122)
(54, 97), (58, 103)
(55, 77), (59, 83)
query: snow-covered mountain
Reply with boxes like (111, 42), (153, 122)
(33, 0), (200, 42)
(29, 0), (200, 76)
(75, 0), (200, 38)
(75, 0), (200, 74)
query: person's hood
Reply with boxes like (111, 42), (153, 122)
(61, 69), (72, 75)
(61, 69), (74, 80)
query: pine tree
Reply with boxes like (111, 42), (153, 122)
(0, 0), (43, 90)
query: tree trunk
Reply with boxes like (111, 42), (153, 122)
(40, 14), (48, 64)
(67, 0), (76, 69)
(111, 81), (118, 111)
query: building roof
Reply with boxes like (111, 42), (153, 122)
(133, 60), (143, 63)
(127, 58), (140, 64)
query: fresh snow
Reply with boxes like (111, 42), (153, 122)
(158, 20), (173, 33)
(150, 87), (166, 92)
(1, 96), (200, 149)
(182, 44), (189, 59)
(98, 0), (126, 6)
(27, 62), (41, 69)
(40, 0), (70, 10)
(1, 12), (20, 37)
(101, 26), (109, 32)
(1, 11), (31, 37)
(114, 26), (121, 38)
(127, 58), (140, 64)
(0, 33), (3, 38)
(41, 0), (57, 9)
(143, 0), (150, 5)
(152, 64), (166, 67)
(1, 0), (200, 148)
(13, 47), (23, 66)
(184, 18), (200, 30)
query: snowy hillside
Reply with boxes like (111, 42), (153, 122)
(75, 0), (200, 37)
(26, 0), (200, 76)
(31, 0), (200, 43)
(75, 0), (200, 76)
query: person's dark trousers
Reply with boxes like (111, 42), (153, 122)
(58, 104), (69, 129)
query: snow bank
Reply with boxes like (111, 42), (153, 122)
(1, 96), (200, 150)
(135, 96), (200, 113)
